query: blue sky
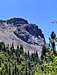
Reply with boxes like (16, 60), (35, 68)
(0, 0), (57, 42)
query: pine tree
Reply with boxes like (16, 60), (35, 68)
(12, 69), (15, 75)
(35, 51), (39, 62)
(4, 64), (8, 74)
(0, 42), (6, 52)
(6, 44), (10, 54)
(16, 45), (20, 57)
(25, 64), (27, 75)
(28, 50), (29, 58)
(19, 45), (24, 54)
(14, 64), (18, 75)
(41, 45), (46, 60)
(49, 31), (56, 54)
(35, 51), (38, 57)
(10, 43), (15, 54)
(24, 52), (28, 59)
(8, 63), (11, 75)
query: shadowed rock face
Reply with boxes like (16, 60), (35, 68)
(14, 23), (45, 45)
(7, 18), (28, 25)
(0, 17), (45, 57)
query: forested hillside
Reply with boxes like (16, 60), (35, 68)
(0, 42), (39, 75)
(0, 32), (57, 75)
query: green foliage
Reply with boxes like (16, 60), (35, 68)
(0, 43), (57, 75)
(33, 32), (57, 75)
(33, 50), (57, 75)
(0, 42), (39, 75)
(0, 31), (57, 75)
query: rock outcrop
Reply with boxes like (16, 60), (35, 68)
(0, 18), (45, 57)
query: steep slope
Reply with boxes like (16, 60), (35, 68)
(0, 18), (45, 57)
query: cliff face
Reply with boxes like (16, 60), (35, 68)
(0, 18), (45, 57)
(14, 24), (45, 45)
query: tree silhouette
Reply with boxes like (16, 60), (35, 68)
(10, 43), (15, 54)
(16, 45), (20, 57)
(0, 42), (6, 52)
(41, 45), (46, 60)
(19, 45), (24, 54)
(49, 31), (56, 54)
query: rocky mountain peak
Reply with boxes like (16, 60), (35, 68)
(0, 17), (28, 24)
(0, 18), (45, 57)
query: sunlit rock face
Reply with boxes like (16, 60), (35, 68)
(0, 18), (45, 57)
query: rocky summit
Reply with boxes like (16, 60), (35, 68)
(0, 18), (45, 57)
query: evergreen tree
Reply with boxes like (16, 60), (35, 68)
(6, 44), (10, 54)
(16, 56), (19, 62)
(0, 42), (6, 52)
(8, 63), (11, 75)
(35, 51), (39, 62)
(28, 50), (30, 58)
(31, 53), (37, 62)
(14, 64), (19, 75)
(49, 31), (56, 54)
(19, 45), (24, 54)
(0, 42), (3, 51)
(10, 43), (15, 54)
(4, 64), (8, 74)
(16, 45), (20, 57)
(51, 32), (56, 40)
(35, 51), (38, 57)
(1, 71), (2, 75)
(41, 45), (46, 60)
(24, 52), (28, 59)
(12, 69), (15, 75)
(25, 64), (27, 75)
